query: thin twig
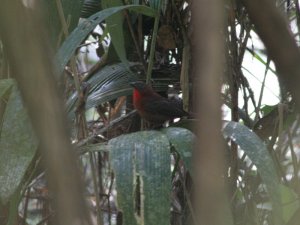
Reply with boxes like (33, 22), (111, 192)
(89, 152), (103, 225)
(146, 9), (161, 84)
(254, 58), (270, 122)
(124, 10), (147, 73)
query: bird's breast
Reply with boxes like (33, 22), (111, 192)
(133, 90), (144, 112)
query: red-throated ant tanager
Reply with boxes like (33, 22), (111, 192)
(130, 81), (189, 124)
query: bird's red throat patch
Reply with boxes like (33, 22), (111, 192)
(133, 89), (143, 111)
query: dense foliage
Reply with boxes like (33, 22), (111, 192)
(1, 0), (300, 225)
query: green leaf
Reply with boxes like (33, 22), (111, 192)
(81, 0), (102, 18)
(77, 143), (108, 155)
(260, 104), (277, 116)
(149, 0), (168, 13)
(102, 0), (128, 66)
(0, 81), (37, 204)
(279, 184), (300, 223)
(55, 5), (157, 77)
(222, 121), (283, 225)
(66, 63), (138, 116)
(149, 0), (161, 10)
(109, 131), (171, 225)
(162, 127), (195, 172)
(0, 78), (13, 97)
(41, 0), (84, 47)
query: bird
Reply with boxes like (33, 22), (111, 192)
(130, 81), (189, 124)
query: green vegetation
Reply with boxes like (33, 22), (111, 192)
(1, 0), (300, 225)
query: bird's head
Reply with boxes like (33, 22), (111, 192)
(130, 81), (153, 95)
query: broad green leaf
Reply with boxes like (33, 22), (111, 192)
(66, 63), (137, 116)
(55, 5), (157, 77)
(162, 127), (195, 172)
(109, 131), (171, 225)
(85, 63), (137, 108)
(279, 184), (300, 223)
(102, 0), (128, 67)
(0, 81), (37, 204)
(222, 121), (283, 225)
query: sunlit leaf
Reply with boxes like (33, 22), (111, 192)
(260, 104), (277, 116)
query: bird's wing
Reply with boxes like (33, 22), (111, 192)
(142, 98), (188, 118)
